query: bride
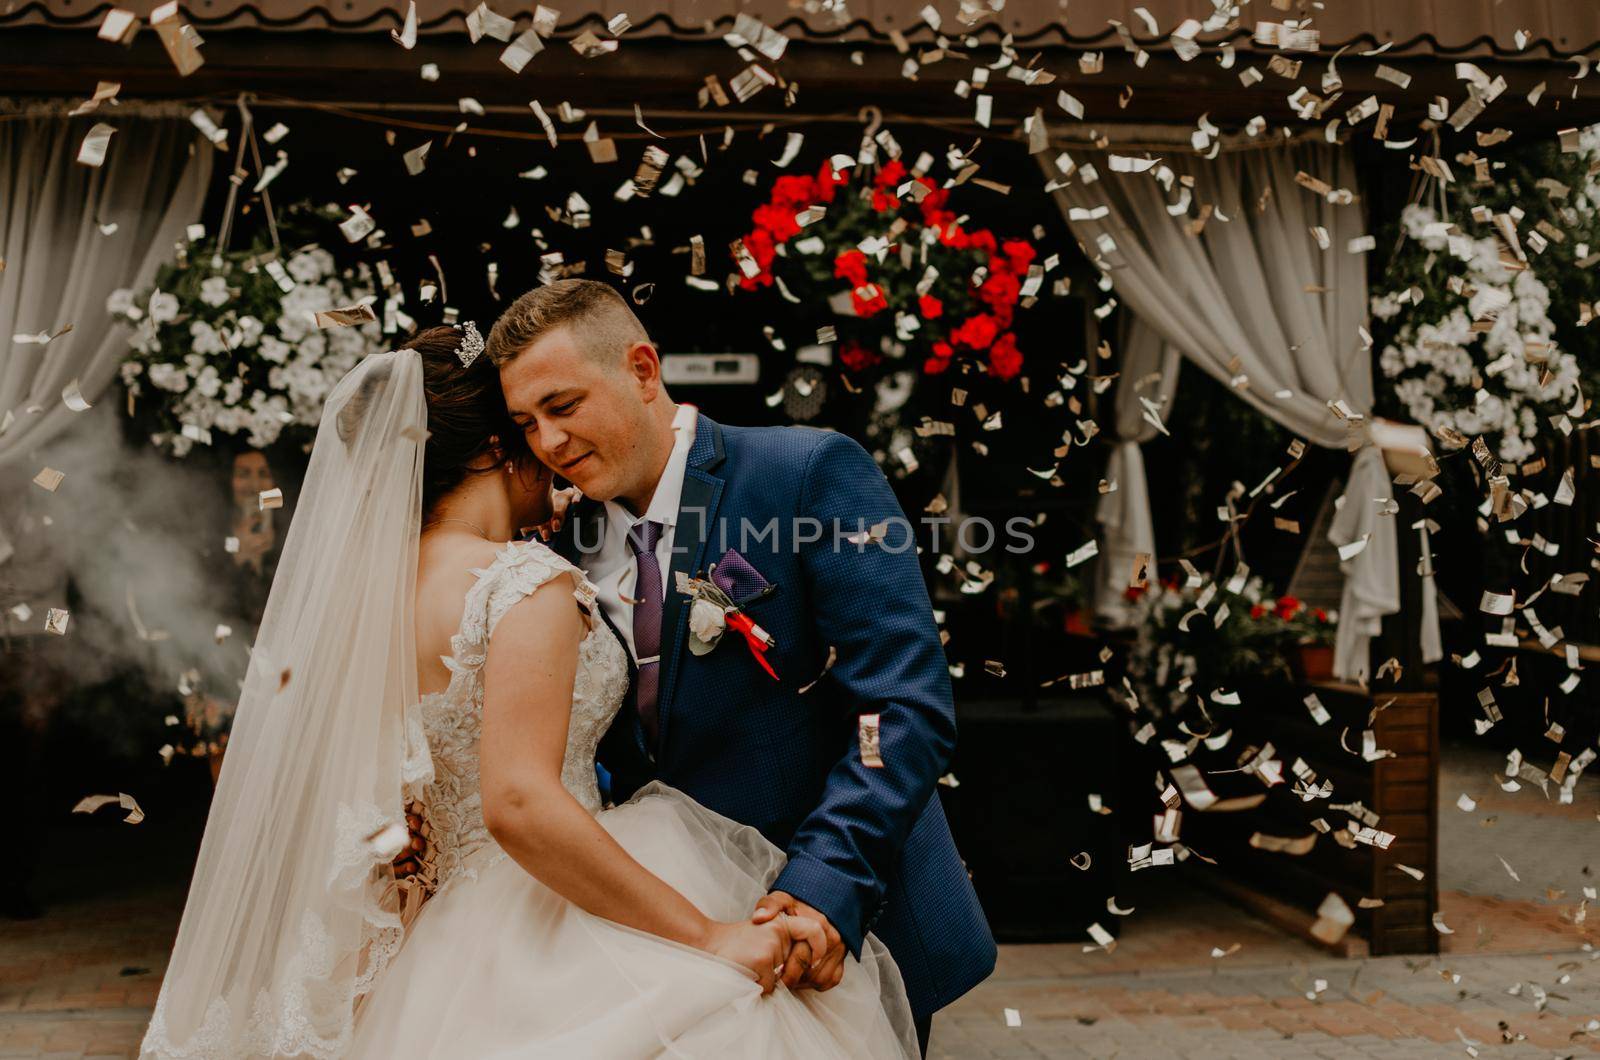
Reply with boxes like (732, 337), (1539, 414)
(141, 328), (917, 1058)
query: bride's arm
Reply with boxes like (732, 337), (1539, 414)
(477, 579), (821, 991)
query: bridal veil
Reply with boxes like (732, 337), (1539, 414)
(143, 349), (432, 1058)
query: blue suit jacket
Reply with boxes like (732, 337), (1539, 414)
(552, 413), (995, 1019)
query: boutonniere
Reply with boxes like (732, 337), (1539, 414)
(675, 567), (779, 679)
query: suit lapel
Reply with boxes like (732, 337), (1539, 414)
(556, 499), (607, 568)
(656, 414), (726, 751)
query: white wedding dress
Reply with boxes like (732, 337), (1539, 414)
(345, 540), (917, 1058)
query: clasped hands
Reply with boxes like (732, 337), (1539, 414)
(701, 891), (846, 997)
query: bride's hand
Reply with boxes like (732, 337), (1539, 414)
(699, 915), (826, 996)
(529, 485), (581, 541)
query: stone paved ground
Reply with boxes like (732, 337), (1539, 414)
(6, 742), (1599, 1058)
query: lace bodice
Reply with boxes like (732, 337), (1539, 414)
(417, 540), (629, 896)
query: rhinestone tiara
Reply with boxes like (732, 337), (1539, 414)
(455, 320), (485, 368)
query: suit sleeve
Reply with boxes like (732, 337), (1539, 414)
(769, 432), (956, 958)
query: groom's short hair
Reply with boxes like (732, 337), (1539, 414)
(486, 279), (648, 371)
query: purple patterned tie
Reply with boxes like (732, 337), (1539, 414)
(627, 520), (665, 747)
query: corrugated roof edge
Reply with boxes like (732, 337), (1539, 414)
(2, 4), (1595, 60)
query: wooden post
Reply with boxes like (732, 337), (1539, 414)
(1367, 484), (1440, 955)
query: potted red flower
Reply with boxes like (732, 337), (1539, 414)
(734, 156), (1036, 388)
(1268, 595), (1337, 683)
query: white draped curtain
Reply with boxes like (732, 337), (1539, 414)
(1095, 315), (1179, 627)
(1045, 139), (1440, 680)
(0, 105), (211, 564)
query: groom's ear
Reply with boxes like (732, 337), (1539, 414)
(624, 340), (664, 399)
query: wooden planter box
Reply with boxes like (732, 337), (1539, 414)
(1188, 682), (1440, 956)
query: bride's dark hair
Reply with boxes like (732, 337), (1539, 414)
(399, 325), (535, 516)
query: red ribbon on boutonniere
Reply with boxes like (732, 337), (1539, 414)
(677, 570), (780, 680)
(724, 610), (778, 680)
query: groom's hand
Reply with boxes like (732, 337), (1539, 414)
(752, 891), (846, 991)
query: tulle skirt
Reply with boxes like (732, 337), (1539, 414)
(347, 782), (918, 1059)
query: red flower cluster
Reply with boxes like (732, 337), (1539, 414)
(740, 160), (847, 291)
(1249, 595), (1330, 624)
(737, 158), (1031, 382)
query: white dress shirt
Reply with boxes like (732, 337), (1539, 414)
(587, 403), (698, 664)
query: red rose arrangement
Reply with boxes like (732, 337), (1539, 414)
(1248, 594), (1334, 645)
(735, 157), (1034, 383)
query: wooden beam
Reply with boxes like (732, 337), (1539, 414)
(5, 30), (1599, 137)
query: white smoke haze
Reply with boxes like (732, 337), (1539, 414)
(3, 403), (260, 718)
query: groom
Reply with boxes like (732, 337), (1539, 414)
(488, 280), (995, 1054)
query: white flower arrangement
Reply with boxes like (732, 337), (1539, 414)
(111, 236), (384, 457)
(1373, 135), (1599, 464)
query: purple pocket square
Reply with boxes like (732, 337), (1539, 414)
(709, 549), (771, 604)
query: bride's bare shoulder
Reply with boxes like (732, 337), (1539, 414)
(418, 535), (505, 595)
(414, 536), (509, 658)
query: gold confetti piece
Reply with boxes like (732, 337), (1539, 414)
(339, 204), (376, 244)
(1250, 831), (1316, 855)
(501, 29), (543, 72)
(570, 29), (618, 57)
(72, 791), (144, 823)
(1479, 590), (1514, 615)
(99, 7), (138, 42)
(259, 488), (284, 511)
(314, 304), (378, 328)
(584, 124), (618, 164)
(528, 101), (560, 148)
(1069, 851), (1092, 871)
(1085, 922), (1116, 952)
(45, 608), (70, 636)
(858, 713), (883, 768)
(73, 793), (119, 814)
(465, 0), (514, 42)
(151, 6), (203, 75)
(390, 0), (417, 48)
(402, 140), (431, 176)
(846, 521), (895, 547)
(76, 123), (116, 167)
(33, 467), (64, 492)
(1309, 892), (1354, 944)
(69, 81), (122, 117)
(790, 646), (838, 698)
(1431, 911), (1454, 935)
(1003, 1008), (1022, 1028)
